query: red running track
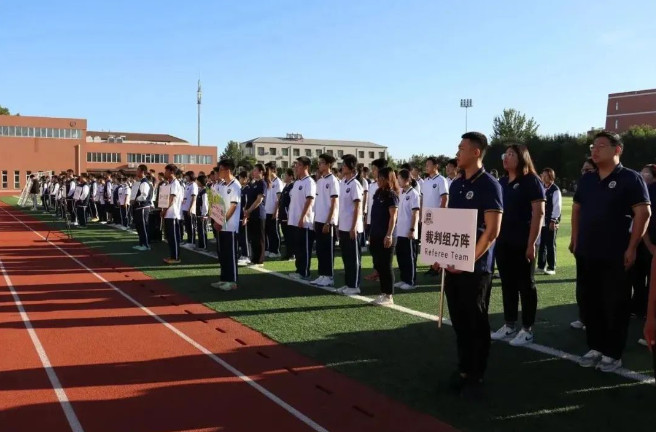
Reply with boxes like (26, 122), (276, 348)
(0, 202), (457, 432)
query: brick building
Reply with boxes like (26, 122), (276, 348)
(0, 115), (216, 191)
(606, 88), (656, 133)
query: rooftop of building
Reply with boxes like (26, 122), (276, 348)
(241, 134), (385, 149)
(86, 130), (188, 144)
(608, 88), (656, 98)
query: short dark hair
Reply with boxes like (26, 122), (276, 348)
(426, 156), (439, 166)
(319, 153), (336, 165)
(447, 158), (457, 168)
(218, 158), (236, 171)
(542, 168), (556, 182)
(264, 161), (276, 170)
(238, 171), (249, 179)
(164, 164), (178, 173)
(197, 174), (207, 186)
(342, 154), (357, 171)
(594, 130), (623, 149)
(399, 163), (412, 171)
(371, 158), (388, 169)
(295, 156), (311, 167)
(185, 171), (196, 181)
(137, 164), (148, 173)
(253, 163), (265, 173)
(285, 168), (294, 177)
(461, 132), (489, 157)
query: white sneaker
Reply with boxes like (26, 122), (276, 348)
(310, 276), (326, 285)
(288, 273), (305, 280)
(341, 287), (361, 296)
(579, 350), (602, 368)
(264, 251), (271, 258)
(372, 294), (393, 305)
(393, 281), (404, 288)
(249, 263), (264, 269)
(399, 283), (416, 291)
(544, 269), (556, 275)
(509, 329), (534, 346)
(238, 259), (251, 267)
(72, 221), (79, 226)
(100, 221), (107, 224)
(638, 338), (648, 347)
(334, 285), (349, 294)
(596, 356), (622, 373)
(317, 277), (334, 287)
(269, 253), (281, 259)
(570, 320), (585, 330)
(491, 324), (518, 341)
(536, 267), (546, 275)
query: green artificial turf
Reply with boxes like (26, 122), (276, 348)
(5, 196), (655, 432)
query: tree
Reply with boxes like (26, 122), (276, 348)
(220, 140), (256, 170)
(491, 108), (539, 145)
(0, 105), (10, 115)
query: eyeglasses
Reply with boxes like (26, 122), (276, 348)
(589, 143), (615, 151)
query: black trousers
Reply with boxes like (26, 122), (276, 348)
(247, 218), (265, 264)
(178, 216), (185, 242)
(42, 194), (49, 211)
(370, 236), (396, 295)
(537, 226), (557, 270)
(196, 216), (208, 249)
(265, 214), (281, 254)
(339, 230), (362, 288)
(90, 201), (98, 219)
(314, 222), (335, 277)
(119, 206), (129, 227)
(631, 242), (651, 318)
(575, 257), (585, 322)
(238, 220), (249, 258)
(577, 256), (632, 360)
(281, 220), (294, 259)
(495, 242), (537, 328)
(183, 211), (196, 244)
(211, 224), (221, 257)
(292, 226), (315, 278)
(66, 199), (76, 223)
(113, 205), (121, 225)
(75, 205), (87, 227)
(219, 231), (238, 283)
(396, 236), (417, 286)
(445, 271), (493, 380)
(164, 218), (181, 260)
(134, 207), (150, 248)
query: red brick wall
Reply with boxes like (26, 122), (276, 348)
(606, 90), (656, 132)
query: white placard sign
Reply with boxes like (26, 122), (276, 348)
(419, 208), (478, 272)
(157, 184), (171, 209)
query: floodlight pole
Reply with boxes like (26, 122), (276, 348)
(460, 98), (472, 132)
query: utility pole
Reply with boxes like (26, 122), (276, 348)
(460, 98), (472, 132)
(197, 79), (202, 146)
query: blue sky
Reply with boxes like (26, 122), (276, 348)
(2, 0), (655, 159)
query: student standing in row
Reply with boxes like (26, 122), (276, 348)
(446, 158), (458, 188)
(364, 158), (388, 282)
(237, 171), (251, 265)
(288, 157), (316, 281)
(631, 164), (656, 319)
(211, 159), (241, 291)
(195, 175), (209, 250)
(74, 174), (90, 228)
(162, 164), (183, 265)
(312, 154), (340, 288)
(395, 169), (420, 290)
(573, 131), (650, 372)
(244, 165), (266, 267)
(279, 169), (295, 261)
(537, 168), (561, 276)
(433, 132), (503, 398)
(132, 164), (153, 252)
(181, 171), (198, 245)
(492, 144), (545, 346)
(369, 167), (399, 305)
(264, 162), (283, 258)
(336, 154), (364, 295)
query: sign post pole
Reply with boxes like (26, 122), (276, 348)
(438, 269), (446, 328)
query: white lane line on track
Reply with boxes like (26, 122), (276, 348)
(0, 207), (329, 432)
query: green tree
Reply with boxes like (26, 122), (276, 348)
(0, 105), (10, 115)
(491, 108), (539, 145)
(220, 140), (256, 170)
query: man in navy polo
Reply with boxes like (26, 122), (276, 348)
(432, 131), (503, 398)
(571, 131), (650, 373)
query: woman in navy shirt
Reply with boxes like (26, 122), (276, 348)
(369, 167), (399, 305)
(492, 144), (545, 346)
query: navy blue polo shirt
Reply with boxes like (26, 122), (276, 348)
(574, 163), (650, 261)
(498, 173), (545, 248)
(240, 183), (250, 219)
(448, 168), (503, 273)
(244, 180), (265, 220)
(648, 182), (656, 244)
(369, 189), (399, 238)
(279, 181), (294, 221)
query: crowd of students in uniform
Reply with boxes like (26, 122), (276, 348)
(26, 129), (656, 398)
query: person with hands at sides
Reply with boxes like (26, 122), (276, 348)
(243, 164), (266, 267)
(311, 154), (340, 288)
(264, 162), (284, 259)
(210, 159), (242, 291)
(336, 154), (364, 295)
(364, 158), (388, 282)
(572, 131), (650, 373)
(181, 171), (198, 246)
(395, 169), (421, 291)
(287, 157), (317, 281)
(132, 164), (154, 252)
(537, 168), (561, 275)
(237, 170), (252, 266)
(431, 132), (503, 400)
(369, 167), (399, 305)
(161, 164), (184, 265)
(195, 174), (209, 250)
(491, 144), (545, 347)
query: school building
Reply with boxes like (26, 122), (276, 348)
(0, 115), (217, 191)
(606, 88), (656, 133)
(241, 133), (388, 169)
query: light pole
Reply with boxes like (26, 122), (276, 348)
(197, 80), (202, 146)
(460, 98), (472, 132)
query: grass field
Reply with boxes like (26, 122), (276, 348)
(7, 196), (655, 432)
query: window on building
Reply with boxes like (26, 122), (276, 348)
(338, 150), (344, 158)
(14, 170), (20, 189)
(615, 119), (619, 129)
(316, 149), (322, 157)
(326, 150), (333, 156)
(379, 152), (385, 159)
(258, 147), (265, 156)
(615, 101), (619, 111)
(282, 148), (289, 156)
(305, 149), (312, 157)
(1, 171), (7, 188)
(358, 151), (364, 159)
(270, 148), (277, 156)
(282, 161), (289, 168)
(369, 151), (374, 159)
(293, 148), (300, 157)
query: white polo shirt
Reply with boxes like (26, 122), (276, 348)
(130, 181), (140, 202)
(415, 177), (423, 194)
(219, 178), (241, 232)
(165, 179), (184, 219)
(315, 173), (340, 225)
(366, 180), (379, 225)
(421, 174), (449, 209)
(288, 175), (316, 229)
(338, 176), (364, 233)
(396, 186), (421, 237)
(181, 182), (199, 212)
(118, 185), (129, 206)
(264, 177), (283, 215)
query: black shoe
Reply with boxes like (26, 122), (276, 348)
(447, 371), (467, 394)
(460, 378), (485, 401)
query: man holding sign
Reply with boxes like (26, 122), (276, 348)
(211, 159), (241, 291)
(431, 132), (503, 399)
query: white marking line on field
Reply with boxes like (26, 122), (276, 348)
(0, 208), (329, 432)
(0, 259), (85, 432)
(24, 209), (656, 385)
